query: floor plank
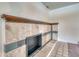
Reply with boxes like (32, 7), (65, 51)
(32, 40), (56, 57)
(32, 40), (79, 57)
(68, 43), (79, 57)
(49, 41), (68, 57)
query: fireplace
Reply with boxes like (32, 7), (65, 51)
(26, 34), (42, 56)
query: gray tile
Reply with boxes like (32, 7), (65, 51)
(5, 40), (25, 53)
(17, 40), (25, 47)
(4, 42), (17, 53)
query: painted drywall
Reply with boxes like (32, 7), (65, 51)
(58, 14), (79, 44)
(50, 3), (79, 44)
(49, 3), (79, 22)
(0, 2), (51, 22)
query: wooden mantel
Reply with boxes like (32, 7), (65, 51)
(1, 14), (58, 25)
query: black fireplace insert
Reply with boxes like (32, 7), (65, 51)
(26, 34), (42, 56)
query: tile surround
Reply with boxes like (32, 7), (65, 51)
(4, 22), (51, 57)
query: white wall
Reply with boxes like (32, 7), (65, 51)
(50, 3), (79, 44)
(0, 2), (50, 21)
(58, 15), (79, 44)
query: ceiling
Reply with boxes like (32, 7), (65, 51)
(42, 2), (78, 10)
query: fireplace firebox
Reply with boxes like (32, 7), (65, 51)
(26, 34), (42, 56)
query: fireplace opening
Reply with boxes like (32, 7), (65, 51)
(26, 34), (42, 56)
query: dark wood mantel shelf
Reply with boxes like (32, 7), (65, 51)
(1, 14), (58, 25)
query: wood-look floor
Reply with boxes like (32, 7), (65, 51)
(32, 40), (56, 57)
(49, 41), (68, 57)
(68, 43), (79, 57)
(32, 40), (79, 57)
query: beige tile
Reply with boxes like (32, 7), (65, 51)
(5, 22), (20, 44)
(0, 51), (3, 57)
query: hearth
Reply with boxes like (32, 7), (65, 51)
(26, 34), (42, 56)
